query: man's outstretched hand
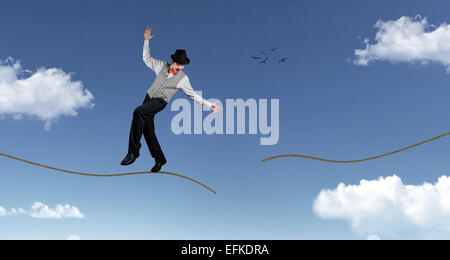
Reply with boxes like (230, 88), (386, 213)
(144, 25), (155, 40)
(211, 102), (222, 114)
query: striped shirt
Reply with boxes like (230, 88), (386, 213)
(143, 40), (213, 109)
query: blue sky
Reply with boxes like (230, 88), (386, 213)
(1, 0), (450, 239)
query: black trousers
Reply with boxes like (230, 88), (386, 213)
(128, 94), (168, 162)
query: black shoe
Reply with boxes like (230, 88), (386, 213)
(151, 159), (167, 172)
(120, 153), (139, 166)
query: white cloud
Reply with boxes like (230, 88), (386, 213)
(9, 208), (26, 215)
(354, 15), (450, 73)
(367, 235), (381, 240)
(0, 202), (85, 219)
(30, 202), (85, 219)
(0, 206), (26, 216)
(313, 175), (450, 239)
(0, 57), (94, 130)
(67, 234), (81, 240)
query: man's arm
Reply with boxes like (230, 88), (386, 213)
(143, 40), (165, 75)
(177, 76), (213, 110)
(143, 25), (165, 75)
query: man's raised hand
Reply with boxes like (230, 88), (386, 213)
(144, 25), (155, 40)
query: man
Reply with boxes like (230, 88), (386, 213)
(121, 25), (222, 172)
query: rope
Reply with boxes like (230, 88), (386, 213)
(262, 131), (450, 163)
(0, 152), (216, 194)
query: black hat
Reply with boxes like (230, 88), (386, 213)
(171, 49), (190, 65)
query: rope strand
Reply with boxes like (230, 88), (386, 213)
(0, 152), (216, 194)
(262, 131), (450, 163)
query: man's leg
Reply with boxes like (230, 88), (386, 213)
(127, 96), (166, 157)
(143, 112), (166, 163)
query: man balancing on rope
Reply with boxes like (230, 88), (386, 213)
(121, 25), (222, 172)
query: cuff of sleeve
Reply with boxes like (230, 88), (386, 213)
(204, 101), (213, 109)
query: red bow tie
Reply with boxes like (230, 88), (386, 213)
(169, 68), (178, 75)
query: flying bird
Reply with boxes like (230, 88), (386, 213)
(250, 56), (262, 60)
(269, 46), (278, 52)
(259, 58), (269, 64)
(278, 57), (288, 63)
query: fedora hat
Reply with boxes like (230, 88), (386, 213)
(171, 49), (190, 65)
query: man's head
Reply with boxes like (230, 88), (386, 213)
(170, 60), (185, 74)
(170, 49), (189, 73)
